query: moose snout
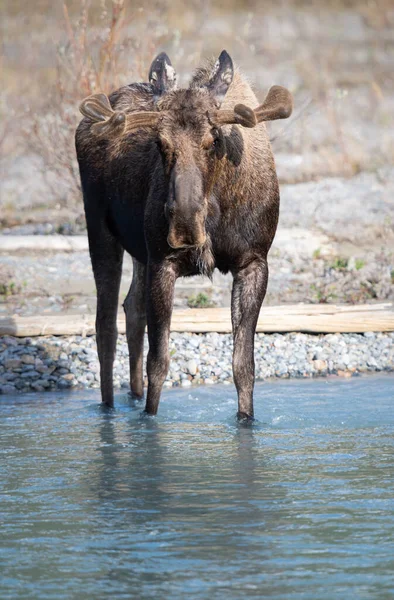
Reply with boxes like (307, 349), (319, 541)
(166, 203), (207, 248)
(166, 166), (207, 249)
(167, 228), (207, 249)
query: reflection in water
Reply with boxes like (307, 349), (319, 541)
(1, 376), (394, 599)
(91, 410), (289, 593)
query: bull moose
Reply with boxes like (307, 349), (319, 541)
(75, 50), (292, 419)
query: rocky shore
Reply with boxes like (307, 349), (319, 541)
(1, 331), (393, 395)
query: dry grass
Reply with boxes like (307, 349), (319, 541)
(58, 0), (128, 100)
(21, 1), (136, 207)
(1, 0), (394, 216)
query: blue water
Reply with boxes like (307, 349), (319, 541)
(1, 375), (394, 599)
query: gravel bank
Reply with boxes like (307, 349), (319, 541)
(1, 331), (393, 395)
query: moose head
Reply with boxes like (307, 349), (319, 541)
(80, 50), (292, 249)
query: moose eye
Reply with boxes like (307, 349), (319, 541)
(211, 130), (225, 160)
(165, 203), (175, 219)
(157, 137), (173, 155)
(156, 138), (166, 153)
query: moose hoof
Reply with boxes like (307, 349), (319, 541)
(128, 390), (144, 401)
(237, 411), (254, 423)
(101, 401), (114, 411)
(141, 409), (158, 418)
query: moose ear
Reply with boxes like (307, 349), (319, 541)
(148, 52), (177, 97)
(206, 50), (234, 105)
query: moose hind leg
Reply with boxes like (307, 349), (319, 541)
(89, 226), (123, 408)
(123, 258), (147, 399)
(231, 259), (268, 420)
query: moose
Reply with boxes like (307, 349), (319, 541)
(75, 50), (292, 419)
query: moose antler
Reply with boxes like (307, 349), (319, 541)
(79, 93), (161, 137)
(216, 85), (293, 128)
(215, 104), (257, 128)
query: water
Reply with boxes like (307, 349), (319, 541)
(1, 376), (394, 600)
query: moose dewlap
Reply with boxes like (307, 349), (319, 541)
(75, 50), (292, 419)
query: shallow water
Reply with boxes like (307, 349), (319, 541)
(1, 376), (394, 599)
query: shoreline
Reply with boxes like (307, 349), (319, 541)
(1, 331), (393, 395)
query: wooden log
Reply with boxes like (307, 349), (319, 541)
(0, 235), (88, 252)
(0, 304), (393, 337)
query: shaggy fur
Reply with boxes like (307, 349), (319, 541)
(75, 50), (292, 418)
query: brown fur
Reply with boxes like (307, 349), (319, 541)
(75, 51), (292, 419)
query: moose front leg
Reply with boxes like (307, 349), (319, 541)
(123, 258), (146, 399)
(231, 259), (269, 420)
(145, 260), (176, 415)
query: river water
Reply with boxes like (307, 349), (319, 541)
(1, 375), (394, 599)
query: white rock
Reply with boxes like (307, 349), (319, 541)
(186, 359), (198, 376)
